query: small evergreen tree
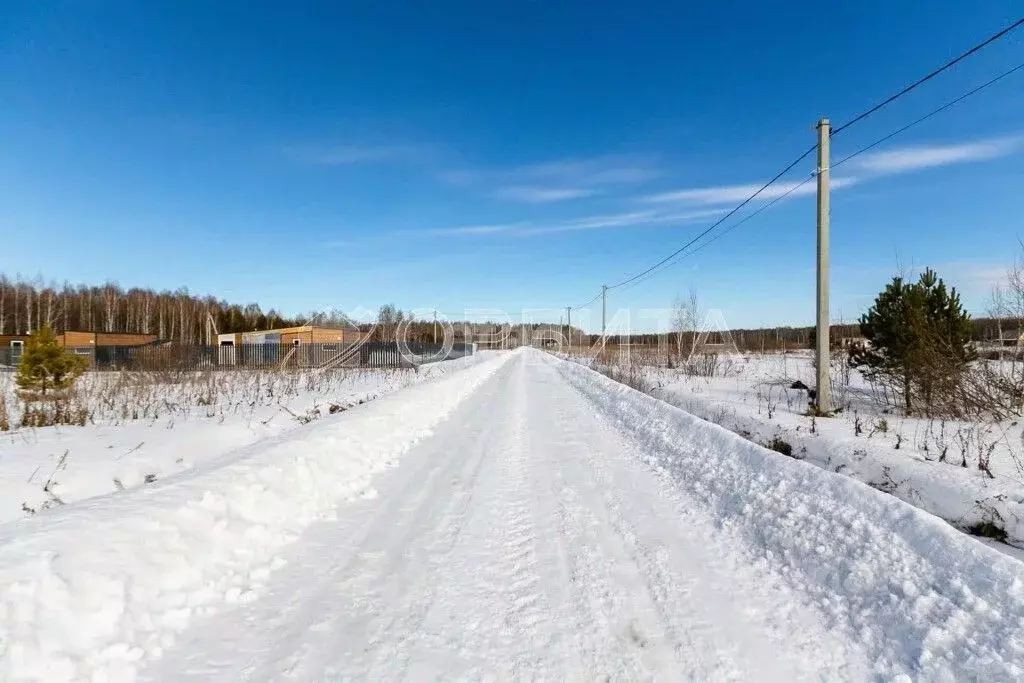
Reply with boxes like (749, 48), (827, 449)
(851, 268), (974, 414)
(14, 325), (89, 396)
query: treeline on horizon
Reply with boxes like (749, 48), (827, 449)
(0, 276), (579, 345)
(0, 275), (1011, 349)
(0, 275), (307, 344)
(596, 317), (1009, 352)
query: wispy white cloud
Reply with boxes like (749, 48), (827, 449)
(434, 222), (532, 236)
(519, 209), (726, 236)
(492, 186), (596, 203)
(426, 208), (726, 237)
(585, 167), (661, 184)
(643, 177), (859, 205)
(287, 144), (420, 166)
(513, 157), (660, 185)
(640, 133), (1023, 208)
(930, 260), (1009, 298)
(644, 180), (812, 205)
(849, 135), (1024, 174)
(439, 155), (660, 193)
(436, 170), (481, 186)
(558, 210), (660, 230)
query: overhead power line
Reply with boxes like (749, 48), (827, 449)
(614, 63), (1024, 295)
(605, 144), (817, 291)
(570, 290), (602, 311)
(568, 19), (1023, 308)
(831, 17), (1024, 136)
(617, 61), (1024, 293)
(614, 171), (815, 294)
(833, 61), (1024, 169)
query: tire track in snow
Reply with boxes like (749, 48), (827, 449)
(261, 406), (494, 680)
(140, 358), (517, 682)
(316, 367), (510, 680)
(396, 353), (561, 679)
(143, 351), (872, 681)
(529, 368), (685, 680)
(528, 353), (857, 681)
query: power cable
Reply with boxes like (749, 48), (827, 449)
(608, 59), (1024, 294)
(623, 61), (1024, 289)
(567, 19), (1023, 308)
(831, 17), (1023, 135)
(606, 144), (817, 291)
(833, 62), (1024, 170)
(570, 290), (603, 311)
(616, 173), (818, 294)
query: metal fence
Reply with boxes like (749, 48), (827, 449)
(0, 346), (19, 371)
(0, 341), (473, 372)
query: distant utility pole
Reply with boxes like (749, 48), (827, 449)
(433, 309), (438, 344)
(601, 285), (608, 336)
(566, 306), (571, 351)
(815, 118), (831, 415)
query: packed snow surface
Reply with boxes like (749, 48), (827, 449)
(2, 349), (1023, 681)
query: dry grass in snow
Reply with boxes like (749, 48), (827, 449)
(0, 355), (486, 523)
(567, 349), (1024, 555)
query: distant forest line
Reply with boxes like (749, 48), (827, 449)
(0, 275), (1013, 349)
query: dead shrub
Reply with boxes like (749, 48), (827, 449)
(684, 353), (723, 378)
(967, 521), (1008, 542)
(20, 398), (89, 427)
(597, 360), (651, 394)
(765, 436), (794, 457)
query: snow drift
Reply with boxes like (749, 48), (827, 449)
(552, 353), (1024, 681)
(0, 353), (510, 682)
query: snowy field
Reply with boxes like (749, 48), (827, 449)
(571, 349), (1024, 554)
(0, 353), (491, 524)
(0, 348), (1022, 681)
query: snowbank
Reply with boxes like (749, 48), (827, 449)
(0, 352), (510, 682)
(567, 352), (1024, 551)
(551, 354), (1024, 681)
(0, 352), (492, 524)
(655, 380), (1024, 549)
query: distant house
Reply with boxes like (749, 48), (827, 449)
(216, 324), (362, 348)
(0, 331), (162, 367)
(0, 331), (160, 348)
(216, 324), (366, 367)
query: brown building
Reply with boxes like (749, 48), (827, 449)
(215, 325), (366, 368)
(1, 331), (162, 367)
(216, 325), (362, 348)
(1, 330), (160, 350)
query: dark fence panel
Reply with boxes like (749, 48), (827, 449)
(0, 347), (17, 370)
(401, 341), (474, 365)
(57, 341), (474, 372)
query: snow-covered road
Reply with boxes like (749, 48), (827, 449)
(3, 349), (1024, 681)
(146, 348), (856, 681)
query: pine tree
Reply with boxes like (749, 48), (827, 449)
(14, 324), (89, 396)
(851, 268), (974, 414)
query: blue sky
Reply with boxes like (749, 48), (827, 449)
(1, 2), (1022, 331)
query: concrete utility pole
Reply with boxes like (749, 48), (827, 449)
(815, 118), (831, 415)
(601, 285), (608, 336)
(433, 309), (438, 344)
(566, 306), (572, 352)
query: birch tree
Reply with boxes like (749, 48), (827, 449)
(671, 289), (700, 360)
